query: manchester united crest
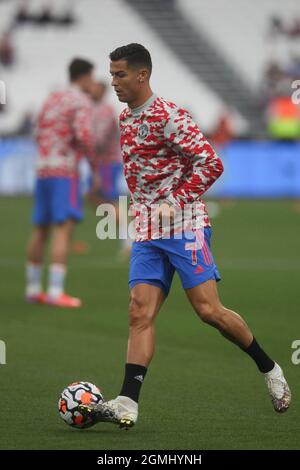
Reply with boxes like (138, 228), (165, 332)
(138, 123), (149, 139)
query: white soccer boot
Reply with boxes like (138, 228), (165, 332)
(79, 395), (138, 429)
(264, 363), (291, 412)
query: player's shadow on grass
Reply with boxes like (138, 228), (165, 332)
(53, 427), (151, 437)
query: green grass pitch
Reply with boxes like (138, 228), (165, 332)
(0, 197), (299, 450)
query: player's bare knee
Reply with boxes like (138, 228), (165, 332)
(40, 228), (49, 243)
(196, 302), (215, 324)
(129, 294), (154, 329)
(35, 226), (48, 242)
(129, 309), (153, 330)
(195, 302), (225, 326)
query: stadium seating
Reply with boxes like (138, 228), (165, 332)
(0, 0), (226, 133)
(1, 0), (299, 134)
(178, 0), (300, 88)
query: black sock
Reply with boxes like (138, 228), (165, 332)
(243, 337), (275, 373)
(119, 363), (147, 403)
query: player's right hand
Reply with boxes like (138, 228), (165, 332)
(156, 202), (176, 225)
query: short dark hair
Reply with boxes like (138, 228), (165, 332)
(69, 58), (94, 81)
(109, 43), (152, 74)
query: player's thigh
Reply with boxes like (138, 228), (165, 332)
(34, 224), (50, 241)
(129, 241), (175, 297)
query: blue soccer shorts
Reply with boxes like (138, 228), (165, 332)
(32, 177), (83, 225)
(129, 228), (221, 295)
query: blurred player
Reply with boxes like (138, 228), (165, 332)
(89, 80), (132, 257)
(80, 44), (291, 427)
(25, 58), (96, 308)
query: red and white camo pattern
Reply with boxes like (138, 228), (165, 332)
(35, 85), (95, 178)
(119, 96), (224, 241)
(92, 102), (121, 164)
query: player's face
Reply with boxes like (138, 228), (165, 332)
(110, 60), (143, 104)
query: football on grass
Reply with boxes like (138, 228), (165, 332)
(58, 381), (103, 429)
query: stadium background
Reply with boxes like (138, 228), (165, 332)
(0, 0), (300, 450)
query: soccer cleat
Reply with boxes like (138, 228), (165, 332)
(79, 395), (138, 430)
(264, 363), (291, 413)
(45, 293), (82, 308)
(25, 292), (47, 304)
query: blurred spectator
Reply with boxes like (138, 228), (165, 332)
(16, 111), (33, 136)
(0, 32), (15, 67)
(210, 113), (234, 148)
(287, 18), (300, 38)
(261, 57), (300, 112)
(14, 0), (76, 27)
(267, 92), (300, 141)
(14, 0), (32, 25)
(268, 14), (300, 39)
(265, 62), (284, 89)
(260, 61), (285, 106)
(269, 16), (284, 38)
(55, 8), (76, 26)
(35, 5), (53, 25)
